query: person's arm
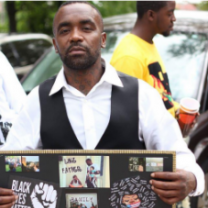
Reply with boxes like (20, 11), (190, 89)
(0, 188), (18, 208)
(77, 179), (83, 186)
(0, 86), (41, 150)
(0, 52), (26, 123)
(69, 180), (74, 187)
(138, 80), (204, 203)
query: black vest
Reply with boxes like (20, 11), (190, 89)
(39, 73), (145, 149)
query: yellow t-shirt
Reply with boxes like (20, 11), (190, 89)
(111, 33), (179, 117)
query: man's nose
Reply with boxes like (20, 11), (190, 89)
(70, 28), (83, 42)
(172, 13), (176, 22)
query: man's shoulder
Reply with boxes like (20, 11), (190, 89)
(39, 76), (57, 87)
(117, 71), (138, 80)
(112, 34), (146, 63)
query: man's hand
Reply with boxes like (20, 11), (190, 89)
(150, 169), (196, 205)
(30, 182), (57, 208)
(0, 188), (18, 208)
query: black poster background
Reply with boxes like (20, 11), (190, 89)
(0, 152), (174, 208)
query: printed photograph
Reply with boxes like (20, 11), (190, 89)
(22, 156), (40, 172)
(66, 193), (98, 208)
(146, 158), (163, 172)
(59, 156), (110, 188)
(129, 157), (146, 172)
(5, 156), (22, 172)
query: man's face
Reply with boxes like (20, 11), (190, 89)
(122, 194), (141, 207)
(53, 3), (106, 71)
(86, 159), (92, 166)
(155, 1), (176, 37)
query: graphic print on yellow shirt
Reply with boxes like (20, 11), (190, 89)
(148, 62), (174, 111)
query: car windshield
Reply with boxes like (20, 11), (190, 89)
(22, 31), (208, 102)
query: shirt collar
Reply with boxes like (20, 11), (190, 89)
(49, 59), (123, 96)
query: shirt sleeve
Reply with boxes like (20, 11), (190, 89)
(0, 86), (42, 150)
(138, 79), (204, 196)
(0, 52), (26, 122)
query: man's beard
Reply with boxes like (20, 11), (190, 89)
(162, 31), (170, 37)
(58, 43), (100, 71)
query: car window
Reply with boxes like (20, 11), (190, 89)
(102, 31), (207, 102)
(1, 39), (52, 67)
(22, 48), (62, 93)
(155, 32), (207, 102)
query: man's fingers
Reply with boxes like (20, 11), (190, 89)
(151, 171), (184, 181)
(150, 180), (184, 190)
(0, 202), (15, 208)
(0, 195), (18, 205)
(0, 188), (14, 196)
(158, 195), (179, 205)
(152, 186), (184, 198)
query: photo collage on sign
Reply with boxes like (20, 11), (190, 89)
(5, 154), (171, 208)
(5, 156), (40, 173)
(129, 157), (163, 172)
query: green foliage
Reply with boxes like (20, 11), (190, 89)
(197, 1), (208, 11)
(5, 165), (22, 172)
(90, 1), (136, 18)
(0, 2), (8, 32)
(4, 1), (136, 35)
(0, 22), (8, 33)
(15, 1), (63, 35)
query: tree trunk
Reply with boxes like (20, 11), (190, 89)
(6, 1), (16, 33)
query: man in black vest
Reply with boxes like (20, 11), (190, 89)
(0, 1), (204, 207)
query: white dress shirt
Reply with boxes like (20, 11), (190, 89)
(0, 51), (26, 143)
(1, 61), (204, 196)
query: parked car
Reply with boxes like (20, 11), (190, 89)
(21, 10), (208, 208)
(0, 33), (52, 79)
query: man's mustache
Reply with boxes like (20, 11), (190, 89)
(66, 43), (88, 55)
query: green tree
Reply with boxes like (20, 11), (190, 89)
(3, 1), (137, 35)
(197, 1), (208, 10)
(91, 1), (136, 18)
(15, 1), (63, 35)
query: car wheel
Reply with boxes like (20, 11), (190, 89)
(191, 159), (208, 208)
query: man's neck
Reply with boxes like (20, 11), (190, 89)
(131, 20), (155, 44)
(64, 60), (104, 95)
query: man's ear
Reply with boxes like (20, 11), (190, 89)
(146, 10), (157, 22)
(52, 38), (58, 53)
(101, 32), (107, 48)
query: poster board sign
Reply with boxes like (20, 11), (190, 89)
(0, 150), (175, 208)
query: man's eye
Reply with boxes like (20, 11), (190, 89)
(60, 29), (69, 34)
(83, 27), (92, 31)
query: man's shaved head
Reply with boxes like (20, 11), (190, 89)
(53, 1), (103, 36)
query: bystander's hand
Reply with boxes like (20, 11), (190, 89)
(150, 169), (196, 205)
(0, 188), (18, 208)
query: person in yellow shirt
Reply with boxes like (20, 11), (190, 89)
(111, 1), (179, 118)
